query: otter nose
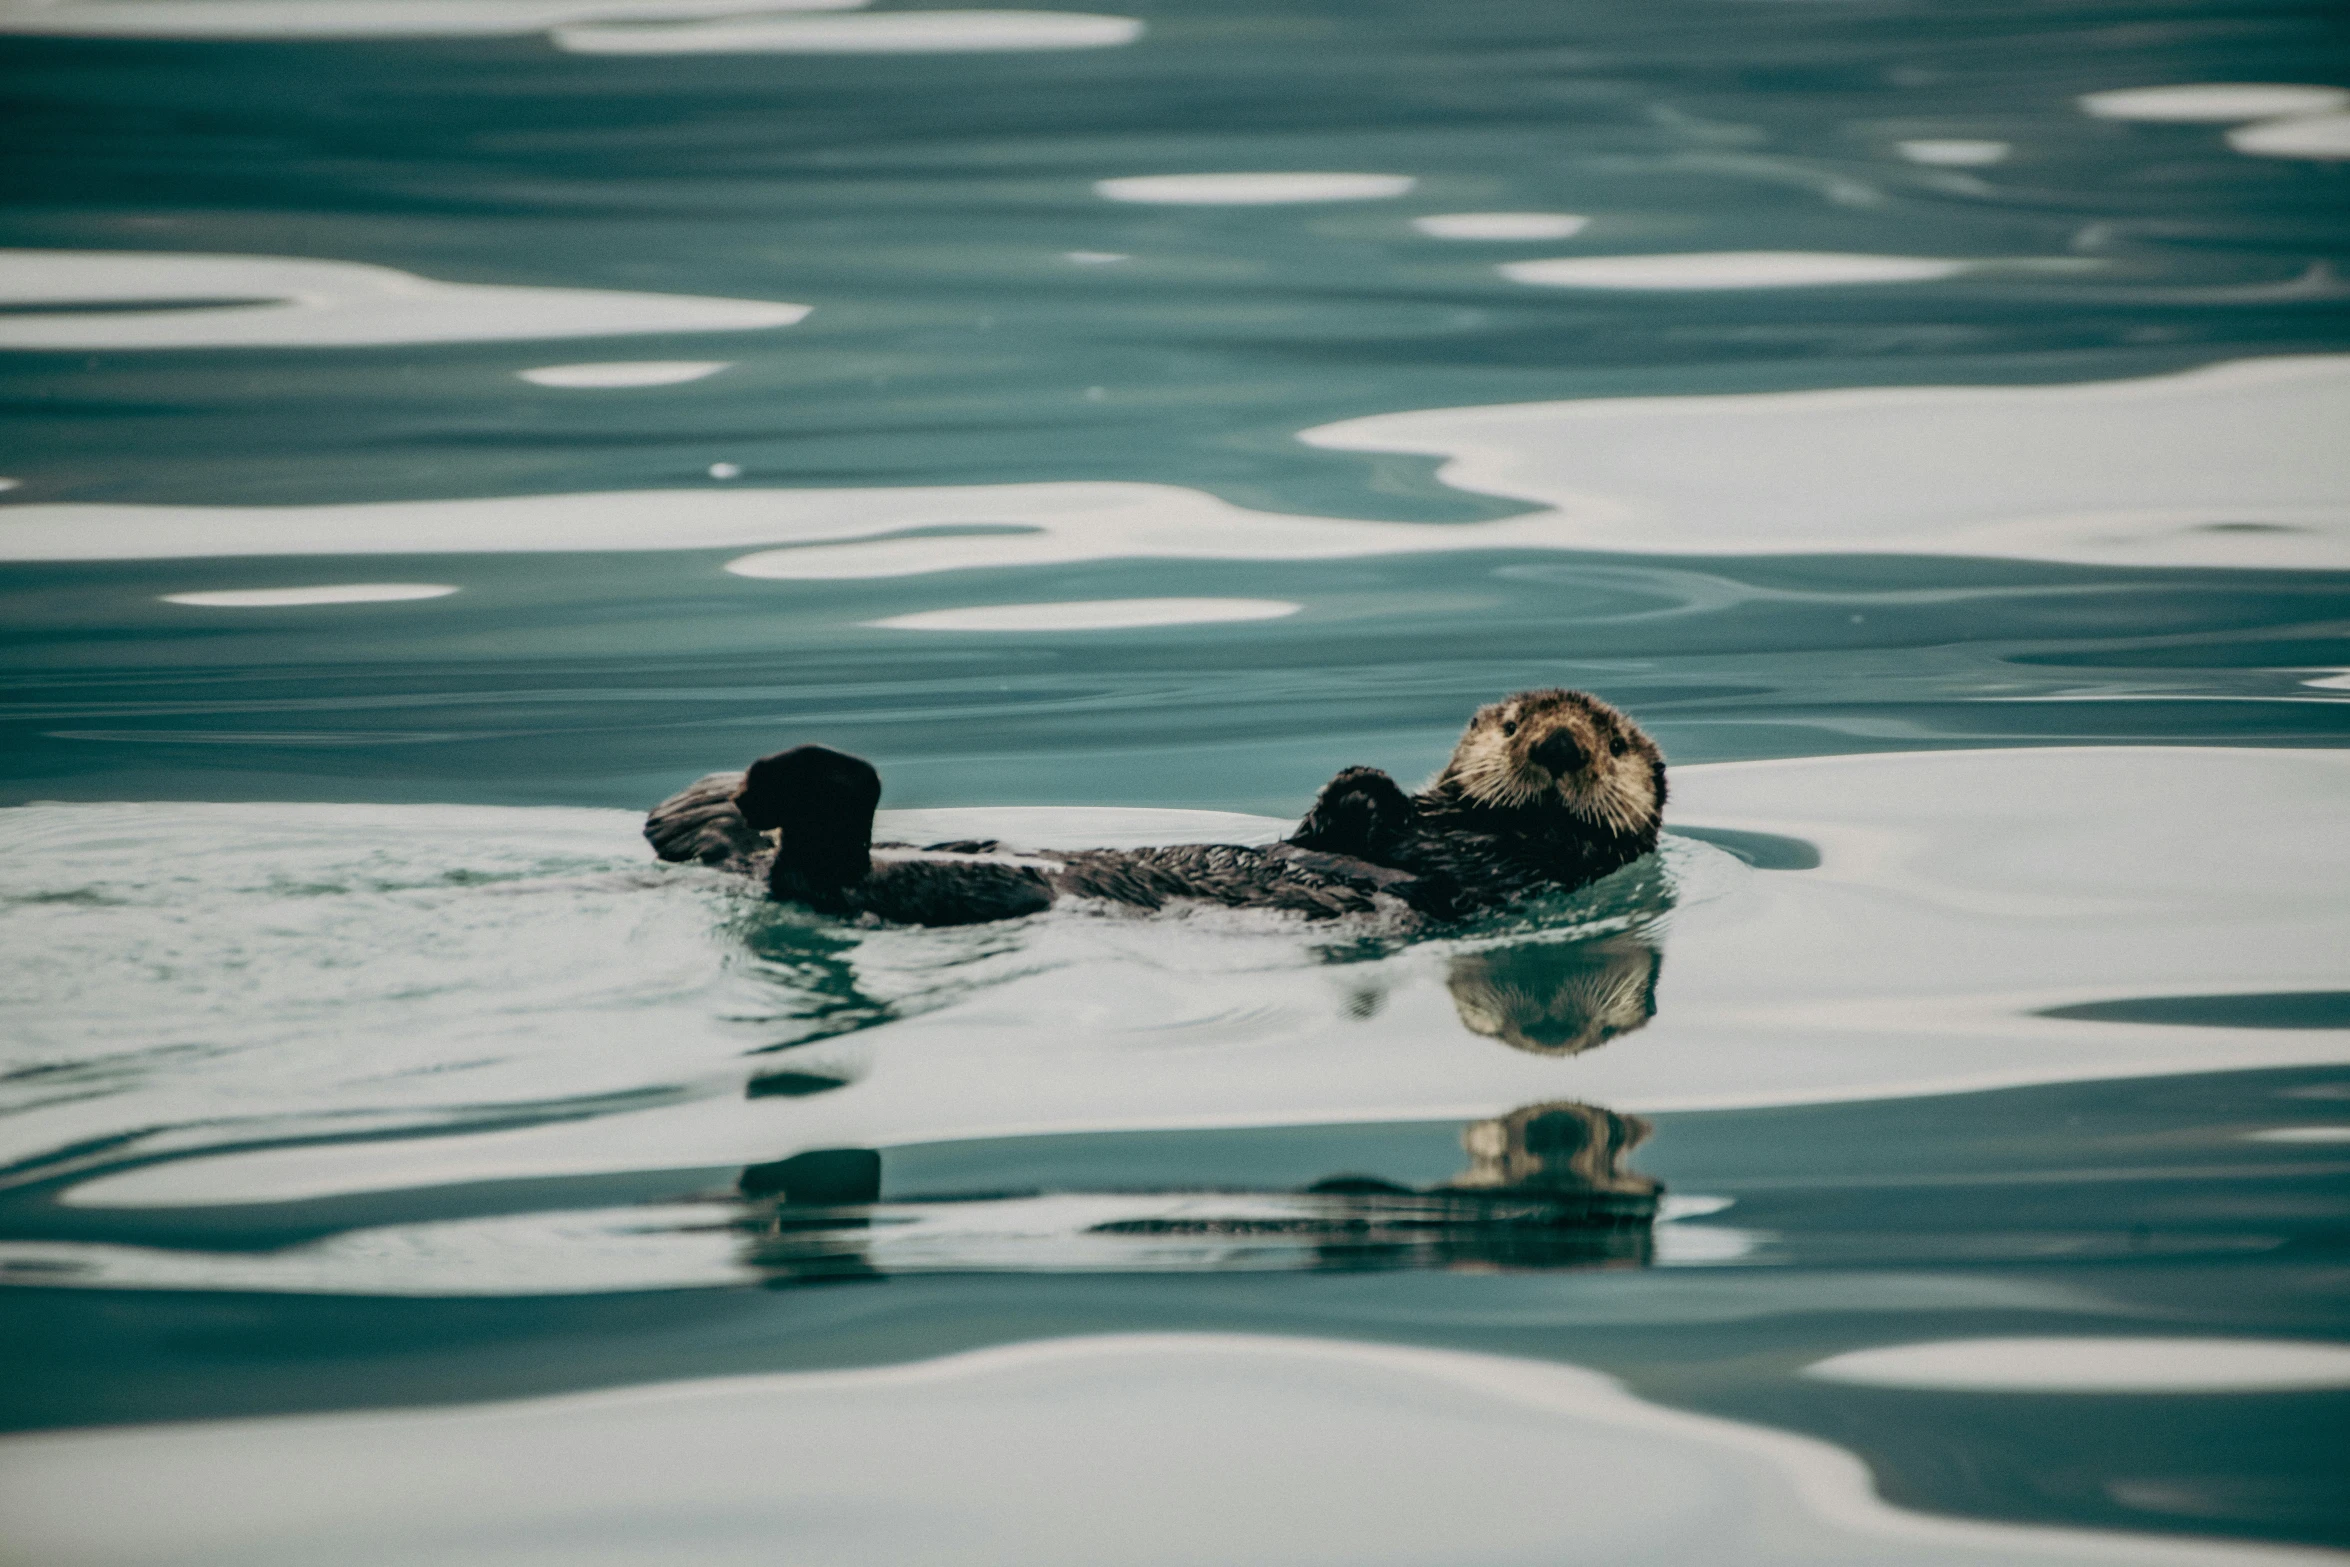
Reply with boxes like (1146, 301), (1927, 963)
(1531, 730), (1587, 776)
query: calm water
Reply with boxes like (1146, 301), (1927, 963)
(3, 0), (2349, 1560)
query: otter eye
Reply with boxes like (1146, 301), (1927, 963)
(1609, 735), (1627, 757)
(1500, 720), (1517, 737)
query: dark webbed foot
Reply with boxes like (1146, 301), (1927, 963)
(735, 748), (1056, 925)
(1289, 765), (1415, 859)
(738, 745), (884, 892)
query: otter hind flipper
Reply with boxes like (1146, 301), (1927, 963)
(645, 770), (765, 869)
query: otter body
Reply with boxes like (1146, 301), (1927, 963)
(644, 689), (1663, 928)
(644, 751), (1437, 927)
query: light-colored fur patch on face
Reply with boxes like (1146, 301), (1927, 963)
(1435, 689), (1661, 832)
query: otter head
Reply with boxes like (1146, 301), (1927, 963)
(1434, 688), (1663, 834)
(733, 745), (881, 887)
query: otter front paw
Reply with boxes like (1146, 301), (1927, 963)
(1289, 766), (1414, 859)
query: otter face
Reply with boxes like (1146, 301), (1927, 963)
(1436, 688), (1663, 831)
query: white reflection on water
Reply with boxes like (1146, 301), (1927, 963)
(554, 9), (1142, 53)
(1895, 139), (2011, 166)
(0, 1187), (1752, 1293)
(0, 1204), (737, 1296)
(9, 357), (2343, 570)
(2071, 83), (2350, 162)
(867, 597), (1300, 631)
(1501, 251), (1967, 290)
(1413, 212), (1592, 240)
(0, 1334), (2321, 1567)
(1805, 1337), (2350, 1393)
(2229, 114), (2350, 160)
(0, 481), (1614, 565)
(16, 746), (2349, 1210)
(160, 583), (459, 607)
(517, 360), (732, 388)
(1306, 354), (2350, 569)
(0, 0), (861, 35)
(1095, 173), (1417, 203)
(0, 251), (809, 350)
(2078, 84), (2350, 122)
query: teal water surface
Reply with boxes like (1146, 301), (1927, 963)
(2, 0), (2348, 1561)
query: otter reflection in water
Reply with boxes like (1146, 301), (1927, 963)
(1286, 1101), (1661, 1271)
(722, 922), (1674, 1279)
(1445, 932), (1662, 1057)
(728, 1100), (1662, 1280)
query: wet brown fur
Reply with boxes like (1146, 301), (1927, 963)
(643, 758), (1431, 927)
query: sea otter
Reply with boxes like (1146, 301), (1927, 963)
(1287, 688), (1666, 917)
(643, 689), (1664, 928)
